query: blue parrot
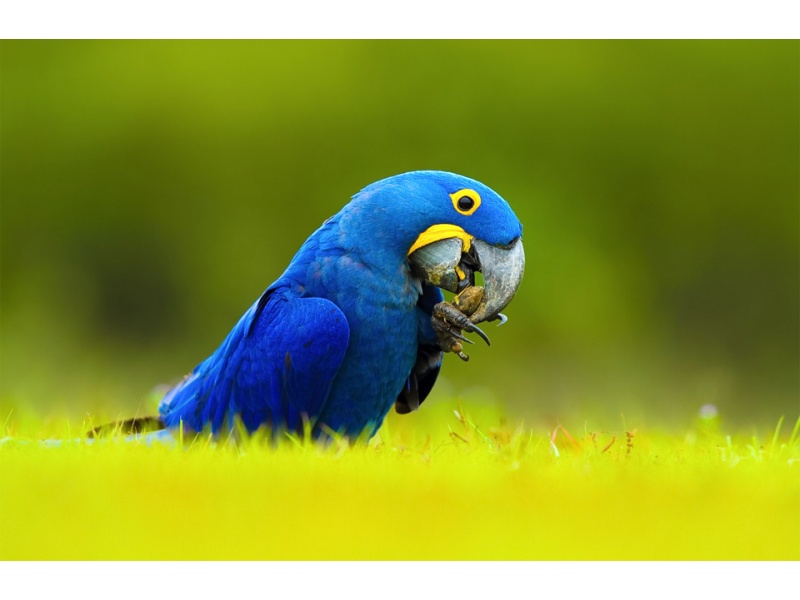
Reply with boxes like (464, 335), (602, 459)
(95, 170), (524, 441)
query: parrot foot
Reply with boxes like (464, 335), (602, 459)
(432, 296), (491, 362)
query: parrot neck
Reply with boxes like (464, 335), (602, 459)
(276, 214), (422, 313)
(336, 195), (426, 267)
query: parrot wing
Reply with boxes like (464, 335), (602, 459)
(159, 287), (350, 435)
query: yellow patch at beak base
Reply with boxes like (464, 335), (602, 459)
(407, 224), (473, 256)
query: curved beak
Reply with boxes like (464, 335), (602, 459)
(467, 238), (525, 323)
(408, 236), (525, 323)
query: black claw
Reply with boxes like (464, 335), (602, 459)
(458, 332), (475, 345)
(465, 321), (491, 346)
(432, 300), (490, 358)
(449, 329), (473, 344)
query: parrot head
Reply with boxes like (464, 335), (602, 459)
(348, 170), (525, 323)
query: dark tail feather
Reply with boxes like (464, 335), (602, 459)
(86, 416), (166, 438)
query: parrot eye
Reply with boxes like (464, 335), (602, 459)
(449, 188), (482, 216)
(457, 196), (474, 211)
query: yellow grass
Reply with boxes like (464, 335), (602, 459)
(1, 404), (798, 561)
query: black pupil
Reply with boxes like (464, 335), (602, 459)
(457, 196), (474, 211)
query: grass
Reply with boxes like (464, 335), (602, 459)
(1, 402), (798, 561)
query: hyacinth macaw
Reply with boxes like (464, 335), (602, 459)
(97, 170), (524, 441)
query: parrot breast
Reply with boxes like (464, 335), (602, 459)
(277, 221), (423, 437)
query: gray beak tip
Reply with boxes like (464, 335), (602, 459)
(468, 238), (525, 323)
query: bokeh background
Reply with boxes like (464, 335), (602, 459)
(1, 40), (797, 432)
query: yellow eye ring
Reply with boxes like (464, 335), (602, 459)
(450, 189), (481, 216)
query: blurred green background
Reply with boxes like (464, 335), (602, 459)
(1, 40), (797, 431)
